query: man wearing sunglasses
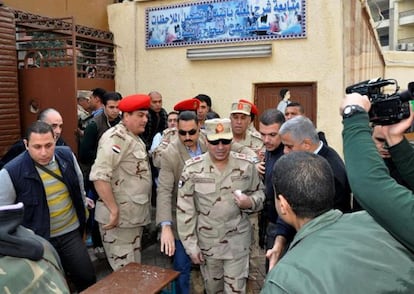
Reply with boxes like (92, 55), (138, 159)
(177, 118), (265, 294)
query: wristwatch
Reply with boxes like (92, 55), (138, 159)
(342, 105), (366, 119)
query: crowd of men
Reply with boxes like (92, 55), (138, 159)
(0, 88), (413, 294)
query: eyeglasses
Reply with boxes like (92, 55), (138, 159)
(178, 129), (197, 136)
(208, 139), (232, 145)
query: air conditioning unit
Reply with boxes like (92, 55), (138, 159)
(398, 43), (408, 51)
(407, 43), (414, 51)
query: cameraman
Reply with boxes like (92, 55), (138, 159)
(341, 93), (414, 252)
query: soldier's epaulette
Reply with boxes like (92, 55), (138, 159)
(250, 131), (263, 141)
(109, 127), (127, 140)
(231, 151), (254, 163)
(185, 155), (204, 166)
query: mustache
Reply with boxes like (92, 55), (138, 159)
(184, 139), (193, 143)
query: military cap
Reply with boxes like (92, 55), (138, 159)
(239, 99), (258, 115)
(174, 98), (200, 112)
(205, 118), (233, 141)
(230, 101), (252, 116)
(118, 94), (150, 112)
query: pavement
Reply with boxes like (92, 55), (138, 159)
(88, 209), (267, 293)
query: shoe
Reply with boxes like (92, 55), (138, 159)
(94, 247), (106, 260)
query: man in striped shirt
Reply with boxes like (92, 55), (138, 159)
(0, 121), (96, 292)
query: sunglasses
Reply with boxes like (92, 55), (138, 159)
(178, 129), (197, 136)
(208, 138), (232, 145)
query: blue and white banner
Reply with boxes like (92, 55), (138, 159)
(146, 0), (306, 48)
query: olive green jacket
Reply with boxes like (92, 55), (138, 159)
(342, 112), (414, 252)
(261, 210), (414, 293)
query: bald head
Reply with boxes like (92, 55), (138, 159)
(148, 91), (163, 113)
(37, 108), (63, 141)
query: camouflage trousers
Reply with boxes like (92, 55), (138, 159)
(99, 224), (144, 271)
(200, 255), (249, 294)
(248, 212), (261, 280)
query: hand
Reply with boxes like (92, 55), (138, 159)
(103, 207), (119, 230)
(382, 107), (414, 147)
(340, 93), (371, 114)
(85, 197), (95, 209)
(160, 225), (176, 256)
(233, 190), (253, 209)
(190, 252), (204, 265)
(256, 161), (265, 175)
(266, 235), (287, 271)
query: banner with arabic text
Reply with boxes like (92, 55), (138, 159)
(146, 0), (306, 48)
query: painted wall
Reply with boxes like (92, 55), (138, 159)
(3, 0), (113, 30)
(384, 51), (414, 91)
(108, 0), (346, 152)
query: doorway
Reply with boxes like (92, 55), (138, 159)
(254, 82), (318, 127)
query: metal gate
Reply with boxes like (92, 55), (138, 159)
(0, 4), (20, 157)
(14, 10), (115, 153)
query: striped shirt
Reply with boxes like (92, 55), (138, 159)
(36, 161), (79, 237)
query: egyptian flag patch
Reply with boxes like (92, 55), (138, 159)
(112, 144), (121, 154)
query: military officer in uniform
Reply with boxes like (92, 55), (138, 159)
(177, 118), (265, 294)
(90, 94), (152, 271)
(239, 99), (261, 139)
(157, 106), (205, 294)
(152, 98), (200, 169)
(230, 100), (264, 283)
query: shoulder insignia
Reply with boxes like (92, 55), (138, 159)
(109, 125), (127, 140)
(112, 144), (121, 154)
(232, 152), (247, 159)
(251, 132), (263, 141)
(231, 151), (255, 163)
(251, 133), (263, 144)
(185, 155), (203, 166)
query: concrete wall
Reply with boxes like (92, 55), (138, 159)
(3, 0), (113, 30)
(108, 0), (346, 152)
(384, 51), (414, 90)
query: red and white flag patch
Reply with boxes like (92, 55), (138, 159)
(112, 144), (121, 154)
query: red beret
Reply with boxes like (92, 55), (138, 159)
(239, 99), (258, 116)
(118, 94), (151, 112)
(174, 98), (200, 112)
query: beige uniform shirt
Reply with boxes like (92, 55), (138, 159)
(236, 131), (264, 154)
(90, 122), (152, 228)
(177, 151), (265, 259)
(152, 128), (178, 168)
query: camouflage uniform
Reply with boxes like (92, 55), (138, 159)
(177, 151), (265, 293)
(248, 124), (262, 140)
(0, 228), (69, 294)
(90, 122), (151, 270)
(234, 131), (264, 282)
(236, 131), (264, 155)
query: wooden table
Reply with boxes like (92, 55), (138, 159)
(81, 262), (180, 294)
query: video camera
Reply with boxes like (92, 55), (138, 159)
(346, 78), (414, 125)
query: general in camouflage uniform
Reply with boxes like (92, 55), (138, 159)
(177, 118), (265, 294)
(90, 94), (152, 271)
